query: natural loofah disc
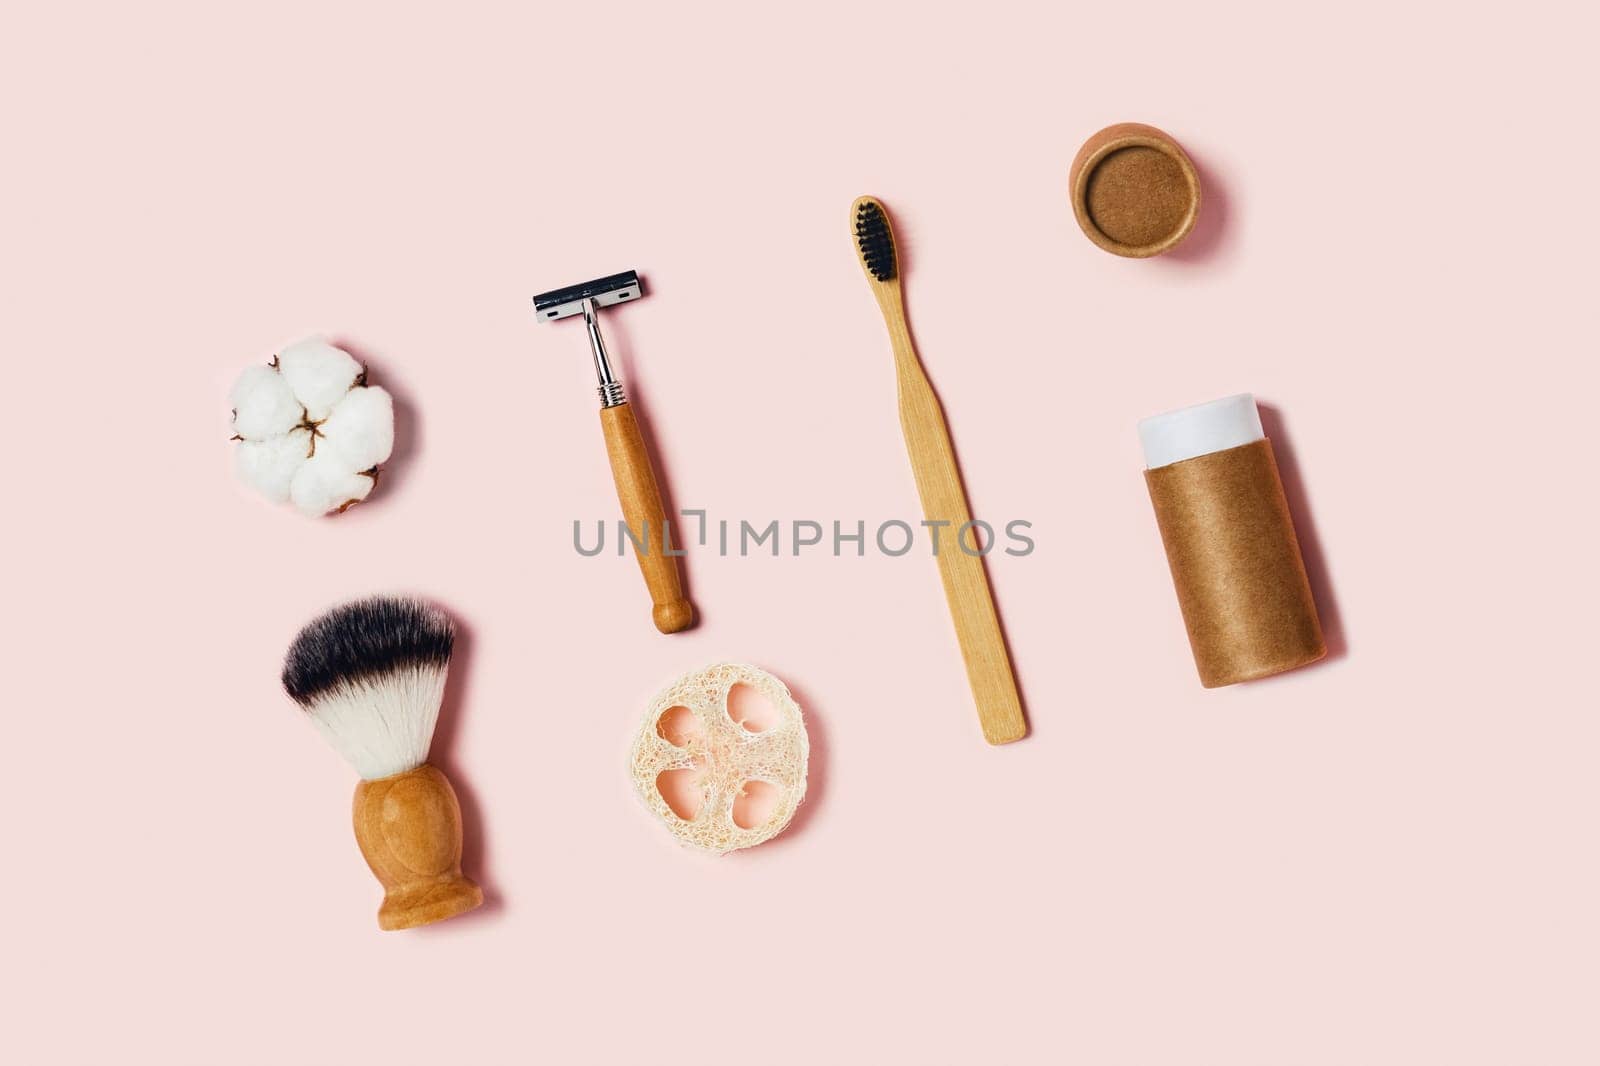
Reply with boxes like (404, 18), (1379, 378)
(630, 663), (809, 854)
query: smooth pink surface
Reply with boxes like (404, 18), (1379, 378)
(7, 2), (1597, 1062)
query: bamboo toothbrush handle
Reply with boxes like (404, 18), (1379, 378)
(600, 402), (694, 634)
(893, 343), (1027, 745)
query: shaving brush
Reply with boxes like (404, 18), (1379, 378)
(282, 596), (483, 930)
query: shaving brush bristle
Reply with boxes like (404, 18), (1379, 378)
(282, 596), (455, 780)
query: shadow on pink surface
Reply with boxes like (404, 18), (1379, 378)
(1161, 150), (1231, 265)
(1259, 402), (1347, 663)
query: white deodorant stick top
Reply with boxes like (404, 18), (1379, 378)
(1138, 393), (1264, 470)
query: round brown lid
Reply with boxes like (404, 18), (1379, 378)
(1069, 123), (1202, 258)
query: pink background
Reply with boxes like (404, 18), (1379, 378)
(6, 2), (1597, 1062)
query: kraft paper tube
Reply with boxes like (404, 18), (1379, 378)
(1140, 394), (1325, 687)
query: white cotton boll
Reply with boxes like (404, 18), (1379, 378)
(228, 338), (399, 516)
(318, 386), (394, 471)
(230, 364), (303, 439)
(290, 452), (375, 516)
(277, 337), (363, 420)
(235, 428), (312, 503)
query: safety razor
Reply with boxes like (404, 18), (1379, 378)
(534, 271), (694, 634)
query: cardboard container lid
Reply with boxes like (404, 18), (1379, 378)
(1070, 123), (1202, 258)
(1139, 393), (1263, 469)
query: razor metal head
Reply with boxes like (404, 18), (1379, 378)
(532, 270), (642, 321)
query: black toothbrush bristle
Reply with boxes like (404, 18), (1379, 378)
(855, 201), (897, 282)
(282, 596), (454, 706)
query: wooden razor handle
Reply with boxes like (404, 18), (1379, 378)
(600, 402), (694, 634)
(352, 764), (483, 931)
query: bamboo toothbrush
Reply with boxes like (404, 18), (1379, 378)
(851, 196), (1028, 745)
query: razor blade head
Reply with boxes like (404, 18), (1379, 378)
(532, 270), (642, 321)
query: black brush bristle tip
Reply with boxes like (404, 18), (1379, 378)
(282, 596), (455, 705)
(855, 201), (897, 282)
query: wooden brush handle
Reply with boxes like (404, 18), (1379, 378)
(352, 764), (483, 931)
(600, 402), (694, 634)
(880, 293), (1027, 745)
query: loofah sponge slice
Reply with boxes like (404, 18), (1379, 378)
(630, 663), (809, 854)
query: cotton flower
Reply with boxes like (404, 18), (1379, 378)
(229, 338), (395, 516)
